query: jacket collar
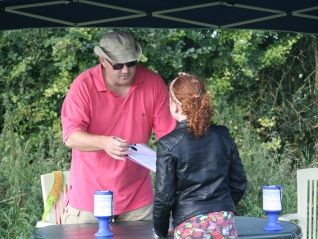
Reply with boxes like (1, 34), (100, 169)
(176, 119), (187, 129)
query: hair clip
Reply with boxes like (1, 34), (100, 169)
(193, 93), (201, 98)
(178, 72), (190, 76)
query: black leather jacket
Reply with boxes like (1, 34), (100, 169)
(153, 120), (247, 237)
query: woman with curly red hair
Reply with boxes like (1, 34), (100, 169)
(153, 73), (247, 239)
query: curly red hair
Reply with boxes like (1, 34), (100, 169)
(169, 73), (214, 138)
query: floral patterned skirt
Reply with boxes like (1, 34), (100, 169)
(174, 211), (238, 239)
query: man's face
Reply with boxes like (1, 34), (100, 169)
(100, 57), (137, 87)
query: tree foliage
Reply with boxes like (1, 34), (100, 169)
(1, 28), (318, 238)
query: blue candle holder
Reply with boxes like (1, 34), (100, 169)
(263, 185), (283, 231)
(94, 190), (114, 237)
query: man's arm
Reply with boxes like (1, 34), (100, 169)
(65, 130), (130, 161)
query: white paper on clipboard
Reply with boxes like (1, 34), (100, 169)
(125, 144), (156, 172)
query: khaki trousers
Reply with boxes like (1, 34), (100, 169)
(63, 202), (153, 224)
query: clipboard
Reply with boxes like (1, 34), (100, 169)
(125, 144), (156, 172)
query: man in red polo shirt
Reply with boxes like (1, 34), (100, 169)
(61, 31), (176, 224)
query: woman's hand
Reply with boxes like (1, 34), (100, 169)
(153, 228), (174, 238)
(167, 228), (174, 236)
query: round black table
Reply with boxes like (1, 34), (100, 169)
(32, 216), (302, 239)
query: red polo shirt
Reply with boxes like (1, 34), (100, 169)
(61, 64), (176, 214)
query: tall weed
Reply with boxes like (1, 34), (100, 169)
(0, 93), (70, 239)
(214, 100), (298, 218)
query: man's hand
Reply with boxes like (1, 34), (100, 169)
(104, 136), (130, 161)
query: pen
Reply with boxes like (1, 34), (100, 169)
(113, 136), (123, 142)
(113, 137), (137, 151)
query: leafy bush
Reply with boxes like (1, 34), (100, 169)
(1, 28), (318, 238)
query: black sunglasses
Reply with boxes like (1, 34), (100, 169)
(105, 59), (137, 70)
